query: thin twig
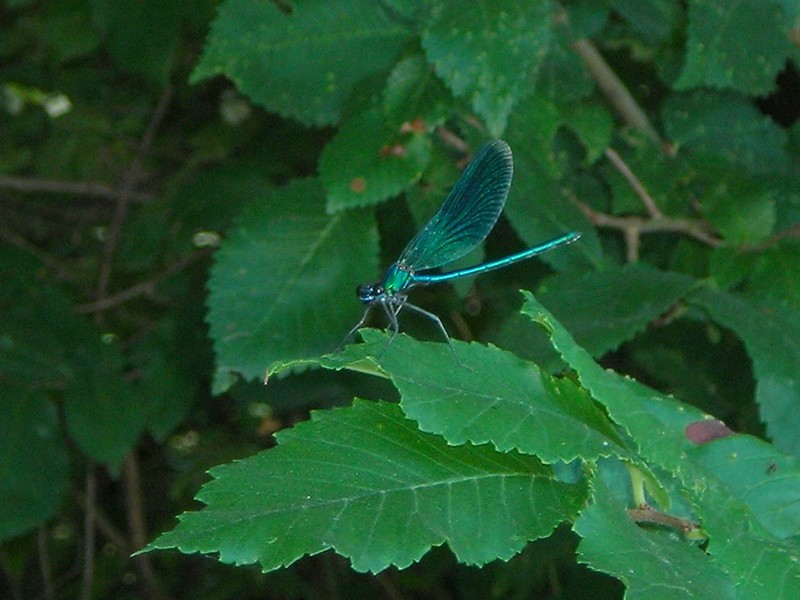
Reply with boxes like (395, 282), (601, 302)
(604, 148), (663, 218)
(80, 466), (96, 600)
(37, 527), (55, 600)
(76, 247), (213, 314)
(572, 195), (723, 262)
(72, 488), (131, 554)
(96, 84), (173, 309)
(746, 222), (800, 252)
(0, 175), (153, 202)
(571, 39), (664, 147)
(628, 507), (700, 534)
(124, 453), (173, 600)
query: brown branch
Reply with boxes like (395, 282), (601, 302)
(604, 148), (663, 218)
(95, 84), (174, 310)
(571, 39), (664, 148)
(746, 222), (800, 252)
(80, 466), (96, 600)
(0, 175), (153, 202)
(76, 247), (213, 314)
(124, 452), (174, 600)
(628, 507), (701, 535)
(573, 196), (723, 262)
(72, 488), (131, 554)
(37, 527), (55, 600)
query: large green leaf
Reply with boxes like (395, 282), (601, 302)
(662, 91), (788, 175)
(536, 265), (697, 357)
(206, 178), (379, 392)
(523, 293), (800, 597)
(688, 435), (800, 539)
(689, 288), (800, 459)
(0, 388), (69, 541)
(319, 108), (431, 211)
(421, 0), (553, 136)
(147, 400), (588, 572)
(364, 332), (627, 463)
(676, 0), (791, 94)
(192, 0), (413, 126)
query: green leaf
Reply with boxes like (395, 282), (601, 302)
(561, 102), (615, 164)
(0, 248), (145, 471)
(382, 53), (454, 128)
(320, 109), (431, 211)
(521, 291), (708, 473)
(676, 0), (790, 95)
(192, 0), (413, 126)
(421, 0), (554, 136)
(366, 332), (627, 463)
(575, 475), (736, 600)
(690, 472), (800, 599)
(0, 388), (69, 541)
(688, 435), (800, 539)
(147, 400), (588, 572)
(689, 288), (800, 459)
(749, 241), (800, 309)
(609, 0), (684, 42)
(536, 264), (697, 357)
(692, 163), (776, 245)
(104, 0), (182, 83)
(206, 178), (379, 393)
(663, 91), (789, 175)
(504, 97), (602, 270)
(62, 346), (145, 472)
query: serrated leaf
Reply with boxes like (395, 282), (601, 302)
(521, 291), (708, 473)
(676, 0), (790, 95)
(363, 332), (627, 464)
(192, 0), (413, 126)
(147, 400), (588, 572)
(689, 288), (800, 459)
(206, 178), (379, 392)
(0, 388), (69, 541)
(663, 91), (788, 175)
(320, 109), (431, 211)
(536, 264), (697, 357)
(575, 476), (736, 600)
(749, 241), (800, 309)
(688, 435), (800, 539)
(421, 0), (553, 136)
(382, 53), (454, 128)
(690, 475), (800, 599)
(609, 0), (684, 42)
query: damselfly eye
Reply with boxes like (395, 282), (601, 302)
(356, 283), (382, 302)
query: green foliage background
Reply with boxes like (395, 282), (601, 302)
(1, 0), (799, 598)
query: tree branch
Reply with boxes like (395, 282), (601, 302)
(76, 247), (213, 314)
(95, 84), (174, 311)
(0, 175), (153, 202)
(573, 196), (723, 262)
(605, 148), (663, 218)
(571, 38), (665, 148)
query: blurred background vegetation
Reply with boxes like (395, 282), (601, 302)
(1, 0), (799, 598)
